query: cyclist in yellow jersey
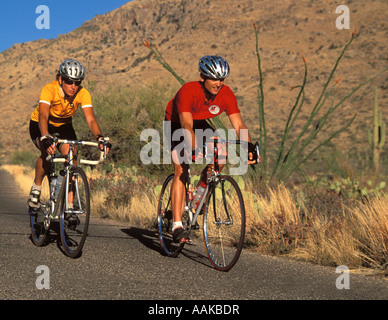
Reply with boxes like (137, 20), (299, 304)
(28, 59), (110, 209)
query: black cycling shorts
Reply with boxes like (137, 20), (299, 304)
(164, 118), (216, 152)
(29, 120), (77, 150)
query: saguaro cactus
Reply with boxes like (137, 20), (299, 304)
(367, 88), (386, 171)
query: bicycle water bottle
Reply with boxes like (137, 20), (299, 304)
(54, 174), (64, 200)
(188, 183), (194, 201)
(191, 182), (206, 211)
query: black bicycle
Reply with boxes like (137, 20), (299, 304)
(29, 135), (109, 258)
(157, 138), (259, 271)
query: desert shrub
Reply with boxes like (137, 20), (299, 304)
(89, 169), (160, 216)
(10, 150), (38, 168)
(73, 81), (178, 176)
(89, 173), (134, 208)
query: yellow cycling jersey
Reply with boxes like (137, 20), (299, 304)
(30, 80), (92, 127)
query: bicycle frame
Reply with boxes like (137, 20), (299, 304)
(158, 137), (255, 270)
(30, 135), (109, 256)
(44, 137), (108, 219)
(187, 136), (259, 226)
(185, 138), (240, 229)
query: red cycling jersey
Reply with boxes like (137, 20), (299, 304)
(165, 81), (240, 122)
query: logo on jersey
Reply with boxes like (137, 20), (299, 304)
(208, 105), (220, 115)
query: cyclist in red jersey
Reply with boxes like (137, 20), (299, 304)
(164, 55), (258, 243)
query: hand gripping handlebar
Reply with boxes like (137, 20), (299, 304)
(46, 136), (110, 165)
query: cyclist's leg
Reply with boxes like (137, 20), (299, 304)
(56, 123), (78, 208)
(54, 122), (77, 157)
(28, 121), (50, 208)
(171, 162), (187, 223)
(58, 142), (74, 206)
(171, 152), (190, 243)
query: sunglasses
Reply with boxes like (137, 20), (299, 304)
(62, 77), (82, 86)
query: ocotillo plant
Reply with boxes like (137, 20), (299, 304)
(253, 23), (267, 174)
(367, 88), (386, 172)
(252, 25), (388, 182)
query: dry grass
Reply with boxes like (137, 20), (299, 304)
(247, 184), (387, 271)
(1, 164), (35, 195)
(3, 164), (387, 272)
(245, 185), (308, 254)
(93, 192), (157, 227)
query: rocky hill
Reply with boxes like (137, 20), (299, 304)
(0, 0), (387, 161)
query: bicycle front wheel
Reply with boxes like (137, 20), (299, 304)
(30, 175), (51, 246)
(59, 167), (90, 258)
(203, 175), (246, 271)
(157, 174), (185, 257)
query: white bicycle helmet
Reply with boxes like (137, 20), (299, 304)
(59, 58), (85, 81)
(198, 55), (230, 79)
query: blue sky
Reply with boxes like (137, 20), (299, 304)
(0, 0), (132, 53)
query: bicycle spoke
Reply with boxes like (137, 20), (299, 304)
(203, 176), (245, 271)
(60, 167), (90, 258)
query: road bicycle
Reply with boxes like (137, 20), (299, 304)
(157, 138), (259, 271)
(29, 135), (109, 258)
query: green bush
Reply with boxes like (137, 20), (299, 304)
(74, 81), (178, 176)
(89, 170), (160, 209)
(10, 150), (38, 168)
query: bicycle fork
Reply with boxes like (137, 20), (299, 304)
(63, 168), (84, 217)
(208, 179), (233, 229)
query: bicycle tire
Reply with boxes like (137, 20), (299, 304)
(30, 175), (51, 246)
(157, 173), (186, 257)
(59, 166), (90, 258)
(203, 175), (246, 271)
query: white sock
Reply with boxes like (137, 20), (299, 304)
(172, 221), (183, 231)
(32, 182), (42, 191)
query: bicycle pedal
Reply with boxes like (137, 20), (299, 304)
(67, 215), (80, 228)
(179, 238), (192, 244)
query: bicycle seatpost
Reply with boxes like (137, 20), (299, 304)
(214, 138), (220, 173)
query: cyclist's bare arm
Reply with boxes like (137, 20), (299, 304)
(228, 113), (252, 142)
(82, 107), (103, 140)
(179, 112), (196, 150)
(38, 102), (56, 155)
(82, 107), (111, 154)
(228, 113), (257, 165)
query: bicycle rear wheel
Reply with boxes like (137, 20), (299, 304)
(30, 175), (51, 246)
(157, 174), (185, 257)
(59, 166), (90, 258)
(203, 175), (246, 271)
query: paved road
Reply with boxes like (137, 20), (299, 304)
(0, 169), (387, 308)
